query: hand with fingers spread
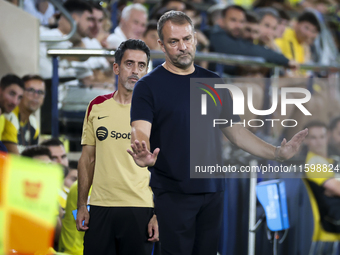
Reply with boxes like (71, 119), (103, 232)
(76, 205), (90, 231)
(276, 128), (308, 161)
(127, 140), (160, 167)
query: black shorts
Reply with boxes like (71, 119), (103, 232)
(84, 206), (154, 255)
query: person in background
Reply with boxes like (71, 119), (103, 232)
(273, 11), (329, 142)
(64, 160), (78, 189)
(21, 144), (52, 163)
(107, 3), (148, 49)
(143, 20), (164, 68)
(41, 138), (69, 166)
(41, 138), (70, 210)
(24, 0), (55, 26)
(162, 0), (186, 12)
(39, 0), (95, 81)
(328, 116), (340, 157)
(95, 5), (112, 49)
(275, 11), (320, 64)
(304, 121), (340, 233)
(209, 4), (297, 75)
(243, 11), (260, 42)
(0, 74), (24, 146)
(206, 3), (225, 29)
(256, 7), (280, 51)
(274, 7), (290, 39)
(143, 20), (161, 51)
(0, 74), (24, 116)
(2, 75), (45, 154)
(74, 2), (114, 87)
(59, 181), (91, 255)
(185, 3), (210, 68)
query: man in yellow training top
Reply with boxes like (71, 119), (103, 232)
(76, 39), (159, 255)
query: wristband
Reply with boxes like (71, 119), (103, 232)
(274, 146), (285, 162)
(77, 204), (87, 210)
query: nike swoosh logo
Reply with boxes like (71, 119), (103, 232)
(98, 116), (108, 120)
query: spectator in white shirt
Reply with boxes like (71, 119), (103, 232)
(39, 0), (94, 80)
(80, 2), (113, 87)
(107, 3), (148, 49)
(24, 0), (55, 26)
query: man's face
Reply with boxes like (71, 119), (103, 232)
(64, 169), (78, 188)
(243, 22), (260, 42)
(113, 49), (148, 91)
(89, 8), (104, 39)
(296, 21), (319, 45)
(305, 126), (328, 156)
(258, 14), (278, 45)
(121, 10), (147, 40)
(330, 122), (340, 150)
(165, 1), (186, 12)
(144, 29), (161, 50)
(275, 19), (288, 38)
(223, 8), (246, 38)
(75, 10), (94, 38)
(159, 21), (197, 69)
(20, 79), (45, 113)
(0, 84), (24, 114)
(48, 145), (69, 167)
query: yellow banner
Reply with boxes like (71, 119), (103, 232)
(0, 209), (5, 254)
(0, 153), (63, 254)
(7, 156), (62, 225)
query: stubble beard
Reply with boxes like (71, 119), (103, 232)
(170, 51), (195, 69)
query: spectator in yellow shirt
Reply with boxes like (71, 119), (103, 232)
(304, 121), (340, 233)
(275, 11), (320, 64)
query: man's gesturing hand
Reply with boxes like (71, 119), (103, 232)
(276, 128), (308, 161)
(127, 140), (160, 167)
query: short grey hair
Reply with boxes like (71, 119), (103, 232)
(157, 11), (194, 42)
(121, 3), (148, 21)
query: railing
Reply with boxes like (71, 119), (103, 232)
(46, 48), (340, 138)
(47, 48), (340, 71)
(40, 0), (77, 42)
(47, 49), (267, 66)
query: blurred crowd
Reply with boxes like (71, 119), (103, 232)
(6, 0), (340, 139)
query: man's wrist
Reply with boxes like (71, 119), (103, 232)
(274, 146), (285, 162)
(77, 204), (87, 210)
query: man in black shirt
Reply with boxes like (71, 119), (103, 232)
(129, 11), (307, 255)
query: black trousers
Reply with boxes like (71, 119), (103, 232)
(84, 206), (154, 255)
(153, 188), (224, 255)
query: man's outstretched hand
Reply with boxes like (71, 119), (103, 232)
(127, 140), (160, 167)
(277, 128), (308, 161)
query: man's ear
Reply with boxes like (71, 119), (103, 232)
(194, 31), (197, 46)
(113, 63), (120, 75)
(158, 39), (166, 54)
